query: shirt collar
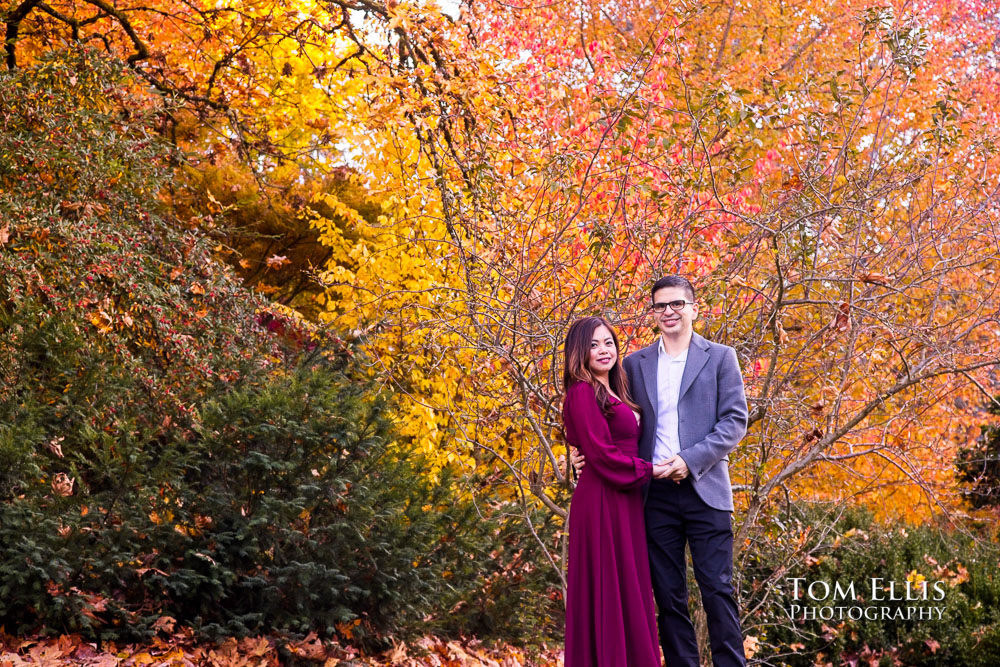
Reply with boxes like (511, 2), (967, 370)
(657, 337), (688, 362)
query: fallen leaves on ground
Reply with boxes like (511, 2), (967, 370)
(0, 630), (565, 666)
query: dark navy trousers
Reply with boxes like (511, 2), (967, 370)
(645, 477), (745, 667)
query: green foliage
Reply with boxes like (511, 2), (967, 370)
(742, 507), (1000, 666)
(169, 365), (503, 641)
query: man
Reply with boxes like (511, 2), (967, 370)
(574, 275), (748, 666)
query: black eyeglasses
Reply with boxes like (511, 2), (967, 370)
(650, 300), (694, 313)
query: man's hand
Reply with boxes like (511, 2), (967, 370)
(665, 455), (690, 481)
(653, 455), (690, 482)
(570, 449), (586, 475)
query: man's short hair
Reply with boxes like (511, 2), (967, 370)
(651, 275), (696, 302)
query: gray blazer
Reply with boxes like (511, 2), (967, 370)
(623, 332), (748, 511)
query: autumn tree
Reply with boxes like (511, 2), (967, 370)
(6, 0), (1000, 619)
(306, 0), (1000, 568)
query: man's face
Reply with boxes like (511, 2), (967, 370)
(650, 286), (698, 340)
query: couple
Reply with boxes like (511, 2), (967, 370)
(562, 275), (748, 667)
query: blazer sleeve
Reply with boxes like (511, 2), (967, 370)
(563, 382), (653, 489)
(678, 346), (749, 481)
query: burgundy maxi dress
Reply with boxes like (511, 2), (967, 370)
(563, 381), (660, 667)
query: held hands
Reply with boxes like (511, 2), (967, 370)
(653, 455), (689, 482)
(571, 449), (688, 482)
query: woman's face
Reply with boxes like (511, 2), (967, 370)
(588, 324), (617, 378)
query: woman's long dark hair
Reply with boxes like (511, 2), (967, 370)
(563, 316), (639, 417)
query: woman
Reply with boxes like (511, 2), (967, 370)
(563, 316), (665, 666)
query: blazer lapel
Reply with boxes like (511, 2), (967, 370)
(639, 343), (658, 414)
(678, 333), (709, 401)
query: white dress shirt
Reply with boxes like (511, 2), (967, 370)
(653, 338), (688, 464)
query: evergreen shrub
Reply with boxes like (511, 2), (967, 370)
(742, 506), (1000, 666)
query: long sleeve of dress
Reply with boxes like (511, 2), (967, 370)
(563, 382), (653, 490)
